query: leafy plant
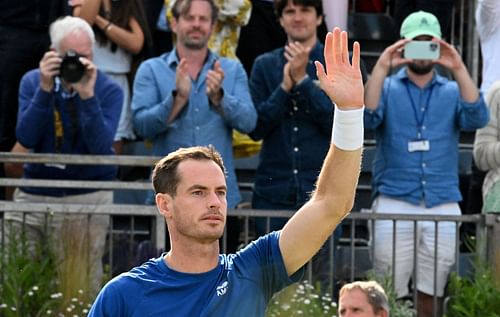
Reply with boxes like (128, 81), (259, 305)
(0, 219), (95, 316)
(445, 259), (500, 317)
(266, 280), (338, 317)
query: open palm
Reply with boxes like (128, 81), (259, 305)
(315, 28), (364, 109)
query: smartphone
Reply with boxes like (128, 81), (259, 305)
(403, 41), (440, 60)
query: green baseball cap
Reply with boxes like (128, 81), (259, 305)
(400, 10), (442, 39)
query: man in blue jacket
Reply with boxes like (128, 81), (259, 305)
(364, 11), (489, 317)
(6, 16), (122, 296)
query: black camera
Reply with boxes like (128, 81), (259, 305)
(60, 50), (85, 83)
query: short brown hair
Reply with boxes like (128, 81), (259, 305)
(171, 0), (219, 24)
(274, 0), (323, 18)
(339, 281), (390, 314)
(152, 146), (226, 196)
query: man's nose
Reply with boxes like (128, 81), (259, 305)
(207, 191), (222, 208)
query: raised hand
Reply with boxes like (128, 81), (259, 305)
(206, 60), (224, 106)
(433, 38), (465, 73)
(284, 41), (311, 83)
(175, 58), (191, 100)
(39, 50), (62, 92)
(314, 28), (364, 109)
(70, 57), (97, 100)
(281, 62), (294, 92)
(377, 38), (411, 73)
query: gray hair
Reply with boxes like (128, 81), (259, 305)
(339, 281), (390, 315)
(49, 16), (95, 53)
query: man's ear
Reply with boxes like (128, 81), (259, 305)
(170, 18), (178, 34)
(377, 309), (389, 317)
(156, 193), (174, 219)
(316, 14), (323, 27)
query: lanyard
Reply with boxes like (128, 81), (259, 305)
(405, 83), (434, 139)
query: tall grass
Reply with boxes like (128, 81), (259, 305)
(0, 217), (95, 316)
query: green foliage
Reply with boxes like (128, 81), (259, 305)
(266, 281), (338, 317)
(0, 220), (94, 316)
(445, 260), (500, 317)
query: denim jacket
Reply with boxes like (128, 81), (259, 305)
(249, 42), (333, 206)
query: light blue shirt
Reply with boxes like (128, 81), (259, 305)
(364, 68), (489, 208)
(88, 232), (301, 317)
(132, 50), (257, 207)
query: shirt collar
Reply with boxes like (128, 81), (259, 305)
(166, 48), (217, 68)
(396, 67), (448, 86)
(54, 77), (78, 99)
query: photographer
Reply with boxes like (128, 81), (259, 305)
(5, 16), (122, 296)
(363, 11), (488, 317)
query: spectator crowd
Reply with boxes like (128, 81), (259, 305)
(1, 1), (498, 317)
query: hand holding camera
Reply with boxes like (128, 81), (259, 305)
(67, 53), (97, 100)
(375, 38), (412, 74)
(39, 49), (96, 99)
(39, 50), (62, 92)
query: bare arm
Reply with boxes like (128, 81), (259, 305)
(73, 0), (144, 54)
(279, 28), (364, 276)
(434, 39), (479, 103)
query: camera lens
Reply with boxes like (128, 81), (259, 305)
(429, 43), (438, 51)
(60, 50), (85, 83)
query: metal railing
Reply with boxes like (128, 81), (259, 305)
(1, 151), (499, 317)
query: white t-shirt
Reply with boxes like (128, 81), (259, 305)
(476, 0), (500, 95)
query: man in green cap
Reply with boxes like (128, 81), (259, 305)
(363, 10), (489, 317)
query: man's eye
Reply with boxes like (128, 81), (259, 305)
(216, 191), (226, 197)
(192, 191), (204, 196)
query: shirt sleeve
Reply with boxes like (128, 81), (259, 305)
(77, 73), (123, 154)
(88, 280), (128, 317)
(473, 83), (500, 171)
(131, 60), (175, 139)
(16, 70), (55, 148)
(249, 55), (292, 140)
(457, 92), (490, 131)
(235, 231), (303, 301)
(476, 0), (500, 39)
(217, 59), (257, 133)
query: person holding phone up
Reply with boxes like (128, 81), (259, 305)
(363, 11), (488, 317)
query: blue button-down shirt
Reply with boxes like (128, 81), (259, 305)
(249, 42), (334, 205)
(131, 50), (257, 207)
(365, 68), (489, 208)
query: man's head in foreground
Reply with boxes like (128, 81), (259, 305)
(338, 281), (390, 317)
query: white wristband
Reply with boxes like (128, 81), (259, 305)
(331, 105), (364, 150)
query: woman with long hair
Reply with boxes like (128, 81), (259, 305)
(71, 0), (151, 153)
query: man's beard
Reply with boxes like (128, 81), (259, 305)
(408, 62), (434, 75)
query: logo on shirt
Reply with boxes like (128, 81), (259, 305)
(216, 281), (228, 297)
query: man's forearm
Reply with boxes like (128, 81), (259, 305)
(453, 65), (480, 103)
(364, 61), (389, 110)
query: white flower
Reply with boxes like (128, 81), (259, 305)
(50, 292), (63, 299)
(32, 285), (39, 291)
(28, 291), (34, 296)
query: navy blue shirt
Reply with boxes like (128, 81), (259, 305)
(365, 68), (489, 208)
(249, 42), (333, 206)
(88, 231), (301, 317)
(16, 69), (122, 196)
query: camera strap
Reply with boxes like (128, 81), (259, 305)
(53, 96), (80, 152)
